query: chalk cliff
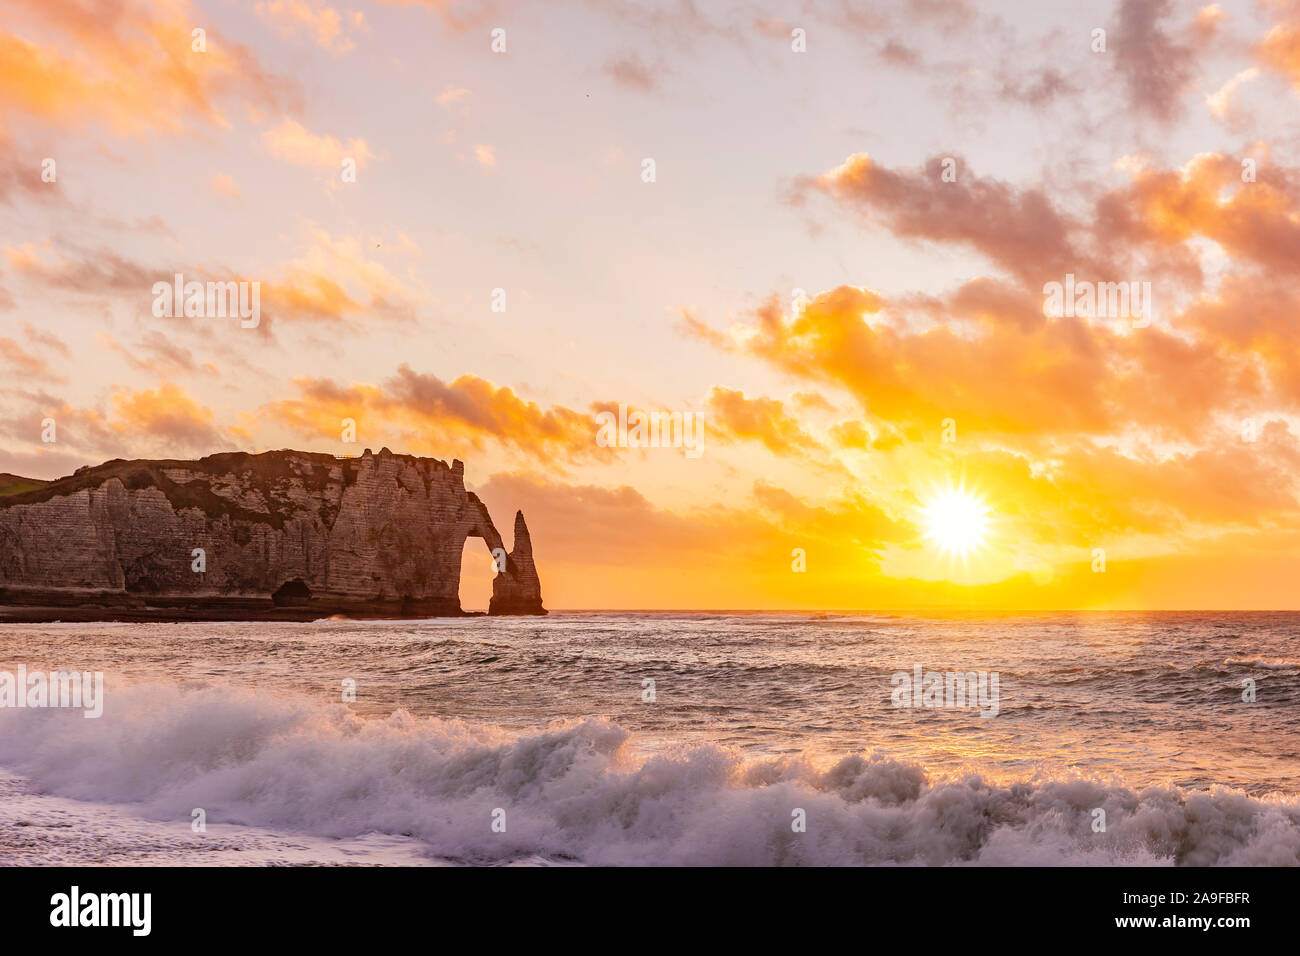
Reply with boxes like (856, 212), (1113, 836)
(0, 448), (545, 619)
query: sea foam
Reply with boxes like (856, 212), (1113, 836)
(1, 681), (1298, 866)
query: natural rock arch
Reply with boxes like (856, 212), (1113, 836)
(0, 449), (546, 618)
(462, 494), (545, 615)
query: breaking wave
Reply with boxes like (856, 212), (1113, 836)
(1224, 658), (1299, 670)
(1, 681), (1298, 866)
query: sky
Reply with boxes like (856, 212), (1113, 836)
(3, 0), (1300, 609)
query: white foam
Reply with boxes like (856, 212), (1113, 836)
(0, 768), (438, 866)
(1, 681), (1297, 866)
(1224, 658), (1299, 670)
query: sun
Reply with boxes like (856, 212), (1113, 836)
(922, 486), (990, 558)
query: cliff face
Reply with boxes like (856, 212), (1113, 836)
(0, 448), (545, 617)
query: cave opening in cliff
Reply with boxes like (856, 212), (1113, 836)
(272, 579), (313, 606)
(458, 538), (495, 612)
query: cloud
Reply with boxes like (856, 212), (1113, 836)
(791, 391), (837, 414)
(828, 420), (873, 450)
(261, 225), (426, 327)
(705, 386), (822, 455)
(805, 153), (1092, 284)
(435, 86), (470, 107)
(0, 0), (283, 137)
(262, 365), (610, 464)
(108, 382), (224, 449)
(1180, 273), (1300, 403)
(1257, 0), (1300, 89)
(0, 384), (227, 459)
(1113, 0), (1199, 122)
(878, 40), (921, 68)
(208, 173), (241, 200)
(997, 68), (1078, 107)
(375, 0), (492, 31)
(255, 0), (363, 54)
(3, 239), (157, 296)
(604, 53), (660, 91)
(684, 280), (1262, 444)
(808, 147), (1300, 297)
(262, 117), (375, 171)
(752, 479), (906, 545)
(0, 337), (55, 378)
(1095, 151), (1300, 277)
(2, 227), (423, 334)
(1045, 434), (1300, 535)
(0, 141), (63, 207)
(1206, 67), (1260, 120)
(97, 331), (218, 379)
(21, 323), (68, 356)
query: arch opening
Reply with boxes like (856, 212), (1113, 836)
(458, 538), (498, 613)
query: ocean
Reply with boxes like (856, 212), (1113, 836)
(1, 611), (1297, 865)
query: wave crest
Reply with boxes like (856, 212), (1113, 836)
(1, 681), (1298, 866)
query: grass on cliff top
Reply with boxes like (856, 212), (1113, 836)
(0, 449), (457, 526)
(0, 474), (48, 497)
(0, 451), (343, 526)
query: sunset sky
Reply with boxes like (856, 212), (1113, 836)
(4, 0), (1300, 609)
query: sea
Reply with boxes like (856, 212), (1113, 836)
(0, 611), (1297, 866)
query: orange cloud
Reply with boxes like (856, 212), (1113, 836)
(208, 173), (241, 200)
(705, 387), (821, 455)
(0, 0), (281, 137)
(261, 117), (375, 171)
(1, 382), (228, 460)
(1257, 0), (1300, 89)
(435, 86), (469, 107)
(1095, 151), (1300, 274)
(255, 0), (363, 54)
(0, 337), (53, 378)
(686, 282), (1263, 443)
(262, 365), (611, 464)
(766, 149), (1300, 449)
(261, 226), (424, 327)
(109, 383), (223, 449)
(829, 420), (874, 450)
(1180, 273), (1300, 403)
